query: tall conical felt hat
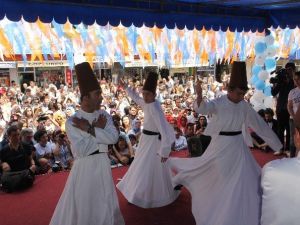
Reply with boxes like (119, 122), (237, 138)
(143, 72), (158, 94)
(229, 61), (248, 90)
(75, 62), (100, 96)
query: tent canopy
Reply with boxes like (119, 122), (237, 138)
(1, 0), (300, 32)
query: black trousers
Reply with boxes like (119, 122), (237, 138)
(276, 109), (290, 151)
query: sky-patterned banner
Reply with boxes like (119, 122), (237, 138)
(0, 17), (297, 69)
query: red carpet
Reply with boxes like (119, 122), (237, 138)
(0, 149), (282, 225)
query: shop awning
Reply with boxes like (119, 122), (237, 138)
(2, 0), (300, 32)
(0, 0), (290, 32)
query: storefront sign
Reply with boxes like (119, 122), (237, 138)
(18, 61), (69, 68)
(197, 66), (215, 71)
(125, 61), (158, 68)
(0, 62), (17, 69)
(171, 67), (189, 73)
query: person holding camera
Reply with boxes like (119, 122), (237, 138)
(271, 62), (296, 156)
(287, 71), (300, 157)
(52, 131), (73, 170)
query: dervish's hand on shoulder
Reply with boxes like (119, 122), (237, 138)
(93, 114), (107, 129)
(72, 117), (90, 132)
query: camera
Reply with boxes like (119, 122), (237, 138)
(269, 68), (287, 84)
(52, 162), (61, 173)
(37, 113), (49, 122)
(59, 134), (65, 139)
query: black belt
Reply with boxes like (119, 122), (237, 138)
(219, 131), (242, 136)
(89, 150), (102, 156)
(143, 129), (161, 140)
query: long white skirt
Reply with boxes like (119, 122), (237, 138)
(117, 134), (180, 208)
(50, 154), (124, 225)
(168, 134), (261, 225)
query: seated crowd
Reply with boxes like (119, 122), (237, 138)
(0, 71), (296, 193)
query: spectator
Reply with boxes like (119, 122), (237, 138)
(128, 118), (142, 141)
(177, 115), (188, 135)
(271, 62), (296, 156)
(261, 106), (300, 225)
(185, 123), (195, 139)
(186, 123), (205, 157)
(128, 105), (138, 123)
(287, 71), (300, 157)
(34, 129), (55, 174)
(128, 134), (138, 153)
(172, 127), (188, 151)
(252, 108), (279, 152)
(120, 115), (131, 133)
(112, 136), (131, 165)
(65, 107), (75, 119)
(20, 128), (37, 165)
(52, 131), (73, 170)
(0, 125), (35, 192)
(187, 110), (198, 124)
(195, 115), (208, 135)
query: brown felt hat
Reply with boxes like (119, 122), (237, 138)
(229, 61), (248, 90)
(75, 62), (100, 96)
(143, 72), (158, 94)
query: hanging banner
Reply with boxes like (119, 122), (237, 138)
(65, 68), (72, 85)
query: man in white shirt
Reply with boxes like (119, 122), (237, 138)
(187, 110), (198, 124)
(34, 129), (55, 173)
(173, 127), (188, 151)
(261, 106), (300, 225)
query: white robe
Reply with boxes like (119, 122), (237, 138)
(50, 109), (124, 225)
(116, 87), (179, 208)
(168, 95), (282, 225)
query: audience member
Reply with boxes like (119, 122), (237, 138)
(261, 106), (300, 225)
(172, 127), (188, 151)
(0, 125), (35, 192)
(287, 71), (300, 157)
(34, 129), (55, 174)
(271, 62), (296, 156)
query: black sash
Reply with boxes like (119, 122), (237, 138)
(143, 129), (161, 140)
(219, 131), (242, 136)
(89, 150), (101, 156)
